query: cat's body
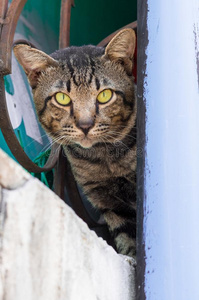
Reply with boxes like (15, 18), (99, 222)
(14, 29), (137, 257)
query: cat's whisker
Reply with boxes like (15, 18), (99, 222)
(110, 128), (136, 138)
(38, 139), (56, 154)
(102, 132), (132, 151)
(111, 124), (137, 129)
(43, 135), (68, 153)
(34, 138), (60, 157)
(99, 135), (119, 150)
(99, 137), (112, 154)
(108, 130), (136, 140)
(109, 127), (137, 139)
(23, 132), (51, 150)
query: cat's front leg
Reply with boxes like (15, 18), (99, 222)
(84, 176), (136, 257)
(103, 209), (136, 257)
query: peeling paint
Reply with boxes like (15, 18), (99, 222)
(193, 24), (199, 91)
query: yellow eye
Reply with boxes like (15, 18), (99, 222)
(97, 89), (113, 104)
(55, 92), (71, 106)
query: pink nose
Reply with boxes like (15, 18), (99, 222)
(76, 120), (94, 135)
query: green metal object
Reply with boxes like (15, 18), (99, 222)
(4, 75), (14, 95)
(70, 0), (137, 46)
(16, 0), (61, 53)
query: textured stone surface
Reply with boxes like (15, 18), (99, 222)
(0, 149), (136, 300)
(0, 150), (30, 189)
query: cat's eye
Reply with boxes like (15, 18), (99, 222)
(97, 89), (113, 104)
(55, 92), (71, 106)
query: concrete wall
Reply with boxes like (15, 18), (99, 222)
(0, 149), (136, 300)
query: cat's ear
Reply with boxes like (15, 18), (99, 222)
(13, 44), (58, 88)
(104, 28), (136, 75)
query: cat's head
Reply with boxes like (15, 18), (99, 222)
(13, 29), (136, 148)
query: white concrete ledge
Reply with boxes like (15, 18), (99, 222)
(0, 149), (136, 300)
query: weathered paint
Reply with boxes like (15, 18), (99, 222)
(138, 0), (199, 299)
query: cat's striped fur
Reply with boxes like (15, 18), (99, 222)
(14, 29), (137, 257)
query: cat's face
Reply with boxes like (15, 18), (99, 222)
(14, 29), (136, 148)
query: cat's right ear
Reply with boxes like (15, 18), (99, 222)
(104, 28), (136, 76)
(13, 43), (58, 88)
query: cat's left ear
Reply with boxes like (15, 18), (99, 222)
(13, 43), (58, 88)
(104, 28), (136, 75)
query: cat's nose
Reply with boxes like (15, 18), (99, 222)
(76, 119), (94, 135)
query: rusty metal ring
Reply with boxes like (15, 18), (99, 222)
(0, 0), (60, 173)
(0, 77), (60, 172)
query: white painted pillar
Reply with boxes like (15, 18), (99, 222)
(137, 0), (199, 299)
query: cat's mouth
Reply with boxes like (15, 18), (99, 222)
(77, 136), (94, 148)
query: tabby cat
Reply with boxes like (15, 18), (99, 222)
(13, 29), (137, 257)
